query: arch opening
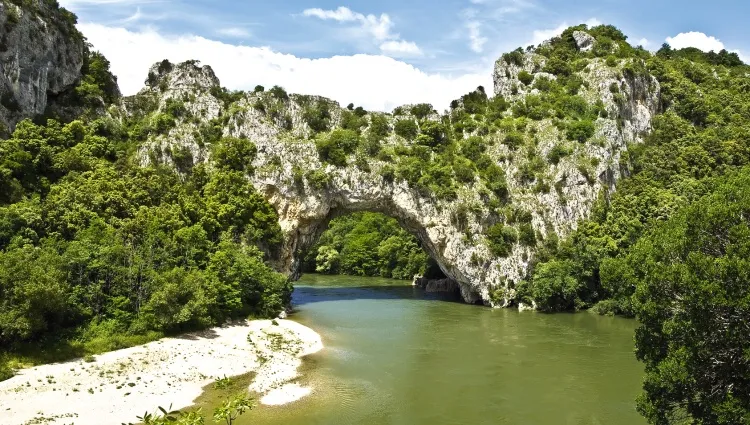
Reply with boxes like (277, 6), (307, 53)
(296, 210), (455, 292)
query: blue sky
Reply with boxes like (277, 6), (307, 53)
(60, 0), (749, 111)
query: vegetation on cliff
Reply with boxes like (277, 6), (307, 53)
(0, 1), (748, 420)
(0, 34), (291, 376)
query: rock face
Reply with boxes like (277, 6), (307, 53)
(126, 29), (660, 308)
(0, 12), (661, 309)
(573, 31), (596, 52)
(0, 0), (85, 132)
(129, 49), (658, 307)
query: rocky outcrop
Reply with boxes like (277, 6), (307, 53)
(128, 29), (660, 308)
(573, 31), (595, 52)
(0, 0), (85, 133)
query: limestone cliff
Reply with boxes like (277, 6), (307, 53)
(0, 9), (659, 308)
(0, 0), (85, 133)
(126, 27), (660, 307)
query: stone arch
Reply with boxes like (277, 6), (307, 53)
(132, 58), (661, 307)
(258, 175), (485, 304)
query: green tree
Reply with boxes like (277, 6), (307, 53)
(629, 170), (750, 424)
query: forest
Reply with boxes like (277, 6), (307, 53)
(0, 52), (291, 380)
(0, 4), (747, 420)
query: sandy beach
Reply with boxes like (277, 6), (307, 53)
(0, 319), (323, 425)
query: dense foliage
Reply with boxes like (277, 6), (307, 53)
(0, 49), (290, 376)
(517, 27), (750, 316)
(626, 169), (750, 424)
(302, 212), (430, 280)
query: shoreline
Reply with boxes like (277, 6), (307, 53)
(0, 319), (323, 425)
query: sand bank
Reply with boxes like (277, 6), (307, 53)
(0, 319), (323, 425)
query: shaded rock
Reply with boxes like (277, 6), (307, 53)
(0, 1), (85, 132)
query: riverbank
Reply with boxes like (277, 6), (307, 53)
(0, 319), (323, 425)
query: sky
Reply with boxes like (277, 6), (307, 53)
(59, 0), (750, 112)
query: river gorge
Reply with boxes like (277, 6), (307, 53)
(201, 274), (646, 425)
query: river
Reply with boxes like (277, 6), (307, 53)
(202, 274), (646, 425)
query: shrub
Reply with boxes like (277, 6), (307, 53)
(411, 104), (434, 120)
(315, 129), (359, 166)
(212, 137), (257, 173)
(269, 85), (288, 101)
(483, 164), (509, 201)
(486, 223), (518, 257)
(503, 131), (524, 150)
(502, 49), (524, 66)
(517, 71), (534, 86)
(253, 85), (264, 92)
(529, 260), (584, 311)
(518, 223), (536, 246)
(394, 119), (418, 140)
(305, 169), (331, 190)
(547, 144), (570, 164)
(566, 120), (595, 142)
(303, 102), (331, 133)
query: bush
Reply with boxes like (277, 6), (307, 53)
(483, 164), (509, 201)
(486, 223), (517, 257)
(394, 119), (418, 140)
(529, 260), (583, 312)
(410, 104), (434, 120)
(503, 131), (524, 150)
(269, 85), (288, 101)
(305, 169), (331, 190)
(212, 137), (257, 173)
(547, 144), (570, 164)
(502, 49), (524, 66)
(315, 129), (359, 166)
(517, 70), (534, 86)
(518, 223), (536, 246)
(566, 120), (595, 142)
(303, 102), (331, 133)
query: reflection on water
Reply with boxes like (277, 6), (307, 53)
(234, 274), (646, 425)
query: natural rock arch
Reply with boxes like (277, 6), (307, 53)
(130, 31), (660, 306)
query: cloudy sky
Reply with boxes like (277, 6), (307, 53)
(60, 0), (749, 111)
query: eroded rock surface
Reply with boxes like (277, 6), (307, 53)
(0, 0), (85, 132)
(128, 30), (660, 307)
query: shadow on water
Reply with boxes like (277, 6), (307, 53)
(292, 283), (464, 307)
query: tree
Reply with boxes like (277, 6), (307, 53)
(528, 260), (583, 312)
(486, 223), (517, 257)
(630, 170), (750, 425)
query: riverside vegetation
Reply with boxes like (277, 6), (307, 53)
(0, 0), (748, 423)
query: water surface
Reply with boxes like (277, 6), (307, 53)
(232, 274), (646, 425)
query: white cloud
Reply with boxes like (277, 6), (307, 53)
(666, 31), (725, 52)
(528, 23), (567, 46)
(301, 6), (422, 57)
(122, 7), (142, 23)
(637, 38), (650, 48)
(217, 27), (251, 38)
(665, 31), (747, 63)
(466, 21), (487, 53)
(79, 23), (489, 112)
(302, 6), (359, 22)
(379, 40), (422, 56)
(303, 6), (394, 42)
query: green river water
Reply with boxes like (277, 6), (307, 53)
(205, 274), (646, 425)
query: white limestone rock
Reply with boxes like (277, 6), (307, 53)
(0, 1), (85, 132)
(130, 44), (660, 309)
(573, 31), (596, 52)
